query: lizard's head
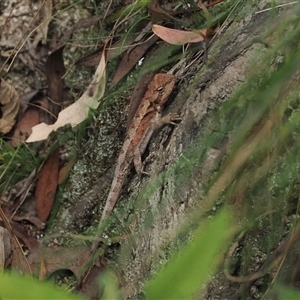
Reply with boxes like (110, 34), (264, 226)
(148, 73), (176, 106)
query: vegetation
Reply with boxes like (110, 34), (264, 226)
(2, 0), (300, 299)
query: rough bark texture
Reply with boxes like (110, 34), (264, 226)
(117, 3), (271, 298)
(51, 1), (300, 298)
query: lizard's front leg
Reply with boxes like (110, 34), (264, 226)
(132, 113), (181, 175)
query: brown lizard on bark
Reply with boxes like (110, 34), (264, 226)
(101, 73), (177, 220)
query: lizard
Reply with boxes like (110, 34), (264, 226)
(101, 73), (177, 221)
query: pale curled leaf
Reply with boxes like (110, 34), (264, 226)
(152, 24), (206, 45)
(26, 42), (108, 143)
(0, 78), (19, 134)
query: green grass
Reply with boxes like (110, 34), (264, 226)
(0, 140), (39, 192)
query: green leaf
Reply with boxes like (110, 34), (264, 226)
(0, 272), (84, 300)
(276, 285), (300, 299)
(144, 209), (232, 299)
(99, 270), (121, 300)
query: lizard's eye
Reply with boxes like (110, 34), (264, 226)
(157, 86), (164, 92)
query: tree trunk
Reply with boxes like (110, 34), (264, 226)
(53, 1), (300, 298)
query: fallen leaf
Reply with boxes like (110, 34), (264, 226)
(10, 221), (39, 250)
(110, 35), (159, 87)
(76, 46), (103, 67)
(0, 78), (19, 134)
(28, 245), (94, 278)
(46, 47), (66, 119)
(10, 97), (50, 147)
(205, 0), (224, 8)
(35, 148), (60, 222)
(152, 24), (207, 45)
(10, 235), (32, 274)
(0, 207), (32, 274)
(26, 40), (109, 143)
(76, 36), (134, 67)
(10, 106), (40, 146)
(149, 0), (223, 23)
(0, 219), (39, 251)
(19, 90), (39, 113)
(149, 0), (175, 23)
(76, 20), (152, 68)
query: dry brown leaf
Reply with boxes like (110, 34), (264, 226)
(11, 107), (39, 147)
(76, 36), (135, 67)
(46, 47), (66, 119)
(110, 35), (159, 87)
(10, 235), (32, 274)
(28, 246), (93, 278)
(10, 97), (49, 147)
(0, 207), (32, 274)
(9, 221), (39, 250)
(76, 20), (152, 68)
(0, 219), (39, 254)
(76, 46), (103, 67)
(19, 90), (39, 113)
(0, 78), (19, 134)
(26, 40), (109, 143)
(152, 24), (207, 45)
(35, 148), (59, 222)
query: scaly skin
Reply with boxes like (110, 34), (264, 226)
(101, 73), (176, 220)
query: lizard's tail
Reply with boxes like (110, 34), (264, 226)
(101, 162), (129, 221)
